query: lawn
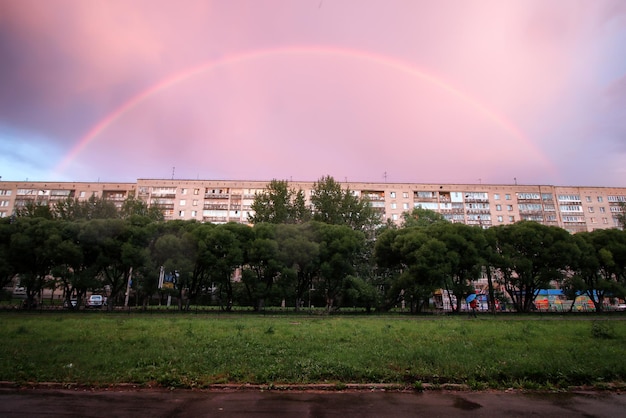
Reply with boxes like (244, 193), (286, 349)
(1, 313), (624, 390)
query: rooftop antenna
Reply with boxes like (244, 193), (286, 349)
(171, 166), (175, 180)
(383, 171), (387, 182)
(514, 177), (517, 185)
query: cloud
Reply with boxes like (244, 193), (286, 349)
(1, 0), (626, 186)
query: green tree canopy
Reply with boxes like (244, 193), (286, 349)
(249, 179), (310, 224)
(401, 207), (447, 228)
(491, 221), (579, 312)
(310, 175), (381, 232)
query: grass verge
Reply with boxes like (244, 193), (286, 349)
(1, 314), (624, 390)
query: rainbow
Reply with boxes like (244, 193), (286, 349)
(55, 45), (553, 174)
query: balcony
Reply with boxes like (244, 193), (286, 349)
(464, 197), (489, 204)
(465, 209), (490, 215)
(204, 193), (229, 199)
(204, 204), (228, 210)
(151, 193), (176, 199)
(203, 216), (228, 223)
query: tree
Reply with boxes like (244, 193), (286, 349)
(0, 218), (17, 290)
(14, 202), (55, 219)
(195, 224), (246, 311)
(150, 221), (197, 309)
(50, 220), (99, 310)
(490, 221), (579, 312)
(313, 222), (365, 311)
(401, 207), (447, 228)
(242, 223), (282, 310)
(429, 222), (486, 312)
(566, 229), (626, 311)
(77, 219), (136, 309)
(8, 217), (59, 308)
(342, 275), (379, 312)
(120, 195), (164, 221)
(274, 223), (320, 311)
(249, 180), (310, 224)
(376, 227), (448, 313)
(616, 201), (626, 229)
(310, 175), (380, 231)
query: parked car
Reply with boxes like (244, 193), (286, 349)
(21, 298), (38, 309)
(86, 295), (105, 309)
(63, 299), (78, 309)
(616, 303), (626, 312)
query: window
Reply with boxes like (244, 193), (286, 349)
(496, 204), (502, 211)
(179, 199), (186, 206)
(558, 194), (581, 202)
(600, 207), (606, 213)
(79, 191), (86, 198)
(508, 216), (515, 222)
(494, 193), (500, 200)
(391, 203), (397, 209)
(518, 203), (542, 211)
(585, 196), (592, 202)
(191, 210), (197, 217)
(181, 188), (187, 195)
(507, 205), (513, 211)
(403, 203), (409, 210)
(0, 190), (11, 196)
(497, 215), (503, 222)
(194, 189), (200, 195)
(403, 192), (409, 198)
(179, 210), (185, 217)
(590, 218), (596, 224)
(562, 216), (584, 222)
(392, 214), (398, 221)
(588, 207), (594, 213)
(465, 192), (488, 200)
(505, 194), (511, 200)
(603, 218), (608, 224)
(560, 205), (583, 212)
(517, 193), (540, 200)
(597, 196), (603, 203)
(0, 201), (9, 207)
(192, 200), (198, 206)
(389, 192), (396, 198)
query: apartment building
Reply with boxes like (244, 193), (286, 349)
(1, 179), (624, 232)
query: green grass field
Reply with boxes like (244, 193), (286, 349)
(1, 313), (624, 390)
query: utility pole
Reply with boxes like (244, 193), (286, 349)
(124, 267), (133, 307)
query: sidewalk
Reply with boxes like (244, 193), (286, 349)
(1, 387), (625, 417)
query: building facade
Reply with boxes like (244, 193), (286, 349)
(1, 178), (625, 232)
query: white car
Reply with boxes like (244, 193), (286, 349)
(86, 295), (105, 309)
(616, 303), (626, 312)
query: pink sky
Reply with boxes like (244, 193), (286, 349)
(1, 0), (625, 186)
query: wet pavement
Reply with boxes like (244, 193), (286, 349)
(1, 388), (625, 417)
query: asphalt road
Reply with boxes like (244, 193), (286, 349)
(1, 388), (625, 417)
